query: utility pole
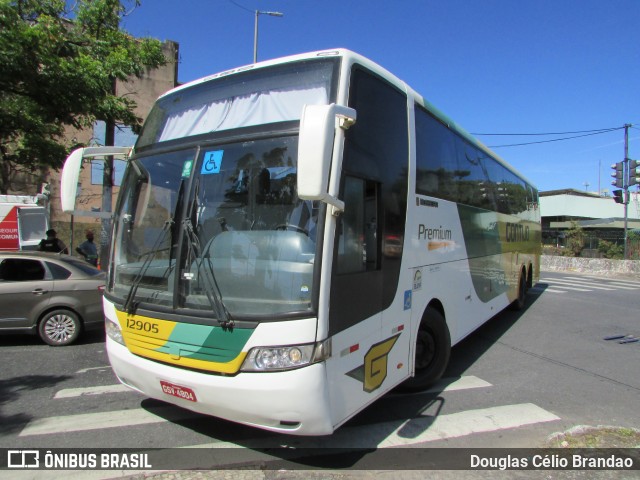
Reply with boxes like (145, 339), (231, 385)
(610, 124), (639, 260)
(623, 124), (629, 260)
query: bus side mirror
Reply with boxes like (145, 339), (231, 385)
(60, 146), (131, 213)
(297, 104), (356, 214)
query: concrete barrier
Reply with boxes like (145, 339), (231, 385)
(542, 255), (640, 278)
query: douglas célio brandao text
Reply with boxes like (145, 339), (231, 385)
(470, 453), (635, 470)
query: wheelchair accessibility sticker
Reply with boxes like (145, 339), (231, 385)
(201, 150), (223, 174)
(404, 290), (412, 310)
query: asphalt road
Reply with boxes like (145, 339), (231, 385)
(1, 269), (639, 476)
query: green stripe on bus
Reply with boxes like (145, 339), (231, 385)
(156, 322), (254, 363)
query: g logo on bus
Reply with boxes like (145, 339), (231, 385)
(347, 334), (400, 393)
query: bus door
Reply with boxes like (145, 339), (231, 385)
(325, 65), (411, 428)
(325, 174), (411, 427)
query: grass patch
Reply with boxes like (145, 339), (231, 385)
(546, 425), (640, 448)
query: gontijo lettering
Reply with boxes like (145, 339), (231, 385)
(505, 222), (530, 242)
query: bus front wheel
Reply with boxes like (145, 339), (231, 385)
(400, 306), (451, 392)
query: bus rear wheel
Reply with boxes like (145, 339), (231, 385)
(510, 269), (527, 311)
(400, 306), (451, 392)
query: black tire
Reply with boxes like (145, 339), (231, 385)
(510, 269), (527, 311)
(38, 309), (82, 346)
(399, 306), (451, 392)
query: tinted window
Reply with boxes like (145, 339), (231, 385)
(415, 108), (459, 202)
(336, 177), (379, 274)
(0, 259), (45, 281)
(46, 262), (72, 280)
(415, 103), (533, 213)
(62, 258), (101, 276)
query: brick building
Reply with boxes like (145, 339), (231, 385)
(45, 40), (179, 250)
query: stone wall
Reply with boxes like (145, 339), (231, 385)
(542, 255), (640, 278)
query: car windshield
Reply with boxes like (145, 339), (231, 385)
(110, 135), (321, 320)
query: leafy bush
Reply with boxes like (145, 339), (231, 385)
(597, 240), (624, 260)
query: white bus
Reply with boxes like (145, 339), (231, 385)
(61, 49), (540, 435)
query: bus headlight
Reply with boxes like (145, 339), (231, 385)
(105, 318), (125, 345)
(241, 339), (331, 372)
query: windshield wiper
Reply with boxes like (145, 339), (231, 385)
(123, 219), (173, 314)
(182, 219), (233, 328)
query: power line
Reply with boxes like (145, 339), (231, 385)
(472, 127), (623, 136)
(227, 0), (253, 13)
(478, 127), (625, 148)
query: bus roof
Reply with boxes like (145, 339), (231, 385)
(158, 48), (536, 189)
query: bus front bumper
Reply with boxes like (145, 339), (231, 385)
(107, 337), (334, 436)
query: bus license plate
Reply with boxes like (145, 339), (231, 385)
(160, 381), (197, 402)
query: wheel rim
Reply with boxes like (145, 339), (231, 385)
(415, 327), (436, 371)
(44, 314), (77, 344)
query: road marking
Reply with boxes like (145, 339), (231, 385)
(376, 403), (560, 447)
(54, 379), (492, 401)
(543, 288), (567, 294)
(190, 403), (560, 449)
(389, 375), (492, 397)
(54, 384), (130, 399)
(76, 366), (111, 374)
(603, 282), (640, 289)
(19, 406), (196, 436)
(546, 276), (640, 291)
(542, 283), (590, 292)
(36, 376), (490, 432)
(530, 285), (566, 294)
(571, 275), (640, 286)
(3, 401), (556, 480)
(527, 282), (567, 295)
(425, 375), (492, 393)
(548, 279), (614, 291)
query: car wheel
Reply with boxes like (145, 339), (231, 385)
(38, 309), (82, 346)
(398, 306), (451, 392)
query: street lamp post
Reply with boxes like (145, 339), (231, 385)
(254, 10), (283, 63)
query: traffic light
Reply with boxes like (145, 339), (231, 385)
(612, 189), (625, 204)
(629, 159), (640, 187)
(611, 162), (624, 188)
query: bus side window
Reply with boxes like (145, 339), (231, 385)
(336, 176), (379, 274)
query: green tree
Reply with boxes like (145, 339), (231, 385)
(0, 0), (166, 194)
(563, 221), (585, 257)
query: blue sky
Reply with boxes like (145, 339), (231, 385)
(119, 0), (640, 193)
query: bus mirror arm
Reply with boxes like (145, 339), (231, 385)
(325, 195), (345, 217)
(297, 104), (356, 216)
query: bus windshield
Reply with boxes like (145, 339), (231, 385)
(111, 135), (320, 319)
(109, 59), (339, 321)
